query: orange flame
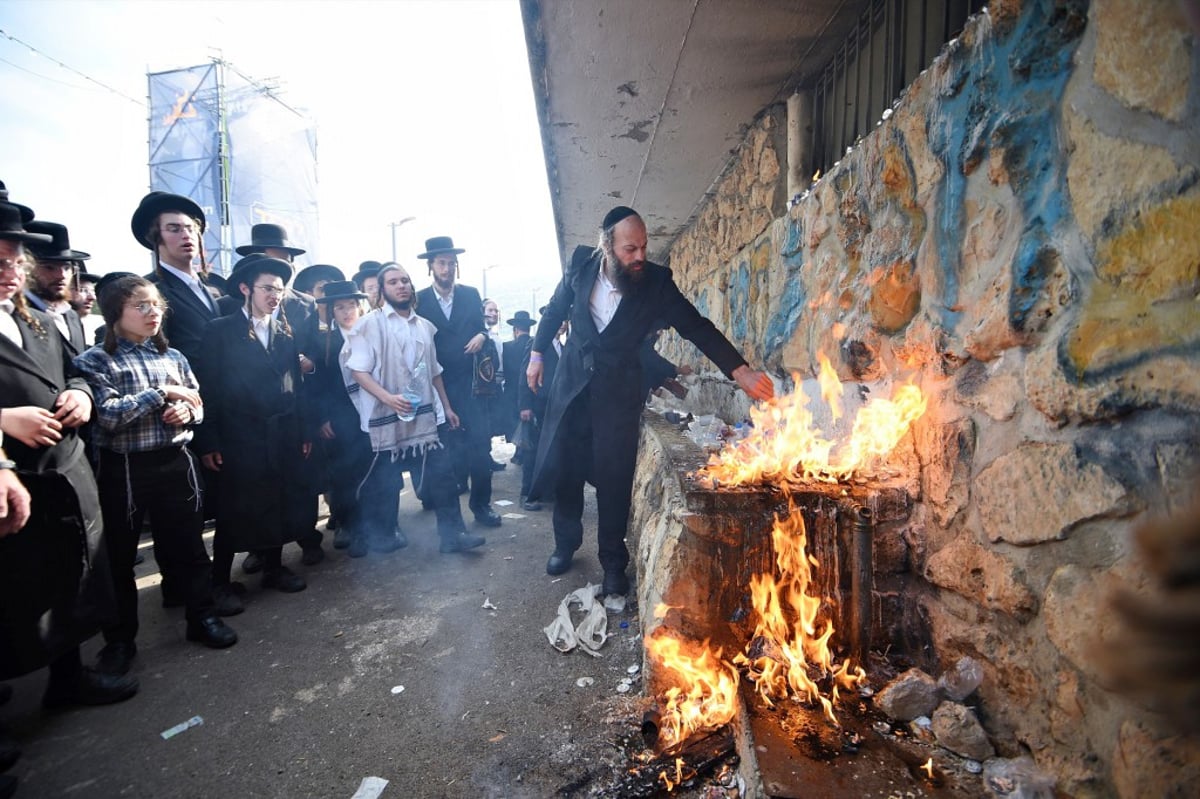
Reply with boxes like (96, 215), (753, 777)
(922, 757), (935, 779)
(645, 634), (739, 750)
(698, 355), (926, 486)
(733, 501), (866, 725)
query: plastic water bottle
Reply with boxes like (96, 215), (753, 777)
(398, 360), (426, 422)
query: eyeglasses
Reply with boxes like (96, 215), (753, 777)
(0, 258), (27, 272)
(253, 285), (285, 296)
(127, 301), (165, 315)
(160, 223), (199, 235)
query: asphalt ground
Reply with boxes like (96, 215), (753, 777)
(0, 441), (658, 798)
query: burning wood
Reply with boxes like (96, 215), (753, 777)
(644, 633), (739, 750)
(696, 353), (926, 486)
(615, 726), (737, 797)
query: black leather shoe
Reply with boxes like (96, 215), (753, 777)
(186, 616), (238, 649)
(212, 584), (244, 617)
(94, 641), (137, 676)
(241, 552), (263, 574)
(347, 537), (368, 558)
(546, 551), (573, 575)
(440, 532), (486, 553)
(522, 499), (543, 511)
(602, 570), (630, 597)
(332, 527), (352, 549)
(325, 515), (339, 531)
(300, 544), (326, 566)
(472, 508), (503, 527)
(261, 567), (306, 593)
(43, 668), (138, 710)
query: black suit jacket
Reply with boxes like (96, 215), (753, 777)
(501, 335), (532, 435)
(147, 268), (223, 367)
(415, 284), (487, 424)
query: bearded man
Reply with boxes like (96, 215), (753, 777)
(526, 206), (774, 597)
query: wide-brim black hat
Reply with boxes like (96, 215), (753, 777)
(314, 279), (368, 304)
(130, 192), (206, 250)
(76, 271), (101, 284)
(227, 254), (293, 289)
(0, 201), (51, 245)
(506, 310), (537, 329)
(417, 236), (465, 260)
(26, 221), (90, 262)
(294, 264), (345, 295)
(235, 223), (306, 256)
(0, 181), (33, 223)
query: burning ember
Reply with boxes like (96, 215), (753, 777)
(697, 353), (926, 485)
(644, 632), (739, 750)
(732, 499), (867, 724)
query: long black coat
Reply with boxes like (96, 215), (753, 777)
(0, 308), (113, 678)
(529, 248), (746, 496)
(192, 312), (313, 551)
(415, 283), (487, 427)
(501, 335), (532, 438)
(147, 268), (223, 366)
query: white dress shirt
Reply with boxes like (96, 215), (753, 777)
(589, 266), (622, 333)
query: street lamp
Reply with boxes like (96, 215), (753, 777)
(481, 263), (501, 300)
(389, 216), (416, 262)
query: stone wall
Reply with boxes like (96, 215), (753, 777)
(648, 0), (1200, 795)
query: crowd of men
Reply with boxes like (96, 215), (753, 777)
(0, 182), (772, 798)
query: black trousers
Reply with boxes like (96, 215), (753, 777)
(443, 384), (493, 513)
(358, 437), (465, 543)
(97, 446), (214, 640)
(551, 388), (637, 574)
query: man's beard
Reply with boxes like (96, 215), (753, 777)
(386, 296), (412, 311)
(607, 254), (645, 296)
(433, 272), (454, 291)
(34, 282), (69, 303)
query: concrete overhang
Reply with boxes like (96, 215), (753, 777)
(521, 0), (872, 265)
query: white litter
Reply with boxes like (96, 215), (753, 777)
(575, 677), (595, 688)
(493, 500), (514, 506)
(350, 776), (389, 799)
(160, 715), (203, 740)
(501, 512), (526, 519)
(482, 598), (498, 610)
(544, 583), (609, 657)
(390, 685), (405, 695)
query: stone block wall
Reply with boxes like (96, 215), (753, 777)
(648, 0), (1200, 795)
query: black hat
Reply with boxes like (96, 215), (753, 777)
(26, 221), (91, 262)
(293, 264), (345, 295)
(314, 280), (368, 304)
(352, 260), (382, 289)
(228, 254), (292, 290)
(130, 192), (206, 250)
(206, 272), (230, 296)
(506, 310), (537, 329)
(601, 205), (639, 230)
(0, 181), (33, 223)
(77, 271), (101, 285)
(235, 223), (306, 257)
(0, 200), (51, 245)
(417, 236), (465, 260)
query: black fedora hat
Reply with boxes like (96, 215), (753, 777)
(235, 223), (306, 257)
(130, 192), (206, 250)
(352, 260), (382, 288)
(417, 236), (465, 260)
(314, 279), (368, 304)
(506, 310), (537, 329)
(26, 221), (90, 262)
(77, 271), (101, 285)
(0, 181), (33, 223)
(0, 200), (52, 245)
(228, 254), (293, 290)
(294, 264), (345, 295)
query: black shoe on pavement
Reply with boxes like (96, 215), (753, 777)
(186, 616), (238, 648)
(261, 567), (306, 593)
(347, 537), (368, 558)
(241, 552), (263, 574)
(332, 527), (352, 549)
(472, 508), (502, 527)
(546, 551), (573, 575)
(42, 668), (139, 710)
(300, 544), (326, 566)
(212, 584), (245, 617)
(602, 570), (631, 597)
(440, 532), (486, 553)
(325, 515), (339, 531)
(522, 499), (543, 511)
(94, 641), (137, 677)
(490, 460), (507, 472)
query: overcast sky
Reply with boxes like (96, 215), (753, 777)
(0, 0), (563, 320)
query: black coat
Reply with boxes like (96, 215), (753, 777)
(415, 283), (487, 427)
(501, 335), (532, 437)
(217, 288), (319, 362)
(529, 248), (746, 495)
(192, 312), (313, 551)
(147, 268), (223, 366)
(0, 308), (113, 678)
(518, 339), (559, 420)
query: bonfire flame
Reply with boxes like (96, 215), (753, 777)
(645, 635), (739, 750)
(698, 353), (926, 486)
(732, 500), (867, 725)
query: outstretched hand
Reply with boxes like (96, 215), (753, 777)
(731, 365), (774, 402)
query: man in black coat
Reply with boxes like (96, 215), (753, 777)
(527, 207), (774, 596)
(0, 202), (138, 713)
(194, 257), (312, 602)
(516, 310), (564, 510)
(415, 236), (502, 528)
(24, 220), (89, 357)
(500, 310), (536, 450)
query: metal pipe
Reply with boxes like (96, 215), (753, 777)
(848, 502), (873, 666)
